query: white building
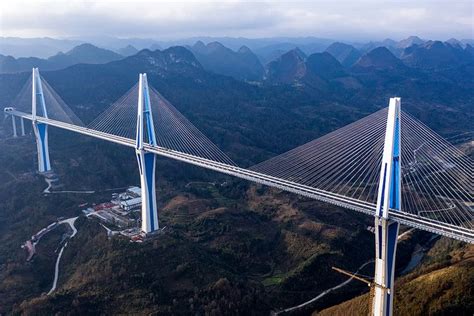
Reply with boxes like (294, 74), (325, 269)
(120, 197), (142, 211)
(126, 186), (141, 198)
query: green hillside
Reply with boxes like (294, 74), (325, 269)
(317, 239), (474, 316)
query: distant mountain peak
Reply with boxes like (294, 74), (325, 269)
(424, 40), (444, 49)
(56, 43), (123, 62)
(192, 41), (230, 55)
(265, 48), (307, 83)
(128, 46), (202, 73)
(117, 44), (138, 56)
(71, 43), (96, 49)
(400, 40), (471, 69)
(207, 41), (226, 51)
(291, 47), (307, 60)
(305, 52), (346, 79)
(381, 38), (397, 46)
(194, 40), (205, 46)
(275, 48), (307, 65)
(369, 46), (396, 56)
(353, 46), (403, 70)
(326, 42), (352, 50)
(325, 42), (361, 67)
(238, 45), (252, 54)
(189, 41), (264, 81)
(445, 38), (463, 48)
(0, 42), (124, 73)
(65, 43), (100, 55)
(397, 36), (425, 49)
(149, 43), (162, 51)
(136, 48), (153, 56)
(465, 43), (474, 55)
(164, 46), (202, 65)
(192, 40), (207, 52)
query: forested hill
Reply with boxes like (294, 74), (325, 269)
(317, 239), (474, 315)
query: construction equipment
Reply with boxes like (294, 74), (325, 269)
(332, 266), (390, 315)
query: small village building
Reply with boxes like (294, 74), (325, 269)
(120, 197), (142, 211)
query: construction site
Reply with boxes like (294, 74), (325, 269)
(82, 186), (145, 242)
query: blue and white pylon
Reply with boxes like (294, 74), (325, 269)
(32, 68), (51, 173)
(372, 98), (401, 316)
(135, 73), (159, 234)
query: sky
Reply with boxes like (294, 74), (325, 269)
(0, 0), (473, 41)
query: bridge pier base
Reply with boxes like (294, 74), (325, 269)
(33, 122), (51, 173)
(20, 117), (25, 136)
(373, 218), (399, 315)
(136, 150), (159, 233)
(372, 97), (401, 316)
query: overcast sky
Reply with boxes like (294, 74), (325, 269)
(0, 0), (472, 41)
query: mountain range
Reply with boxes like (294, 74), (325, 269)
(265, 48), (307, 83)
(1, 40), (472, 158)
(265, 41), (473, 85)
(117, 44), (139, 56)
(189, 41), (264, 81)
(2, 35), (473, 60)
(401, 40), (474, 69)
(1, 36), (472, 82)
(325, 42), (362, 67)
(0, 43), (123, 73)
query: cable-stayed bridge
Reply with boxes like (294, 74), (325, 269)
(4, 69), (473, 316)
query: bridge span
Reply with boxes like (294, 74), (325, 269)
(7, 108), (473, 243)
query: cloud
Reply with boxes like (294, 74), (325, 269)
(0, 0), (472, 40)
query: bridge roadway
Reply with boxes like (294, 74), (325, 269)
(7, 109), (474, 243)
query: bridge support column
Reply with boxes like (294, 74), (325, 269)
(372, 98), (401, 316)
(135, 73), (159, 234)
(32, 68), (51, 173)
(136, 150), (158, 233)
(33, 122), (51, 172)
(20, 117), (25, 136)
(11, 115), (17, 137)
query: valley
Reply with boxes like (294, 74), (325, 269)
(0, 34), (472, 315)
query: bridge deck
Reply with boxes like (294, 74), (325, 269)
(7, 109), (474, 243)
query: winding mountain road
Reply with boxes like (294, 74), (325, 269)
(47, 216), (78, 295)
(274, 260), (375, 315)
